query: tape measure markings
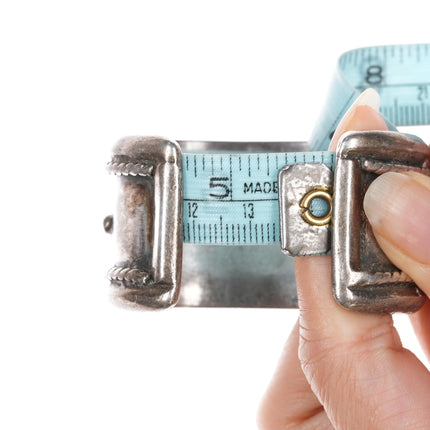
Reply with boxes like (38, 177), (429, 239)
(309, 43), (430, 150)
(182, 151), (335, 245)
(180, 44), (430, 244)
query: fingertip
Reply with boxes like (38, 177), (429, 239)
(328, 89), (386, 150)
(364, 172), (430, 266)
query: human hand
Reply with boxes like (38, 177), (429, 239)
(258, 89), (430, 429)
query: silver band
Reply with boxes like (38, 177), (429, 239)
(106, 133), (429, 313)
(107, 139), (307, 309)
(177, 141), (307, 307)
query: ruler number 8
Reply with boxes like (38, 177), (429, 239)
(366, 65), (383, 85)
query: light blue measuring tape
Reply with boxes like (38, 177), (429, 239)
(182, 43), (430, 245)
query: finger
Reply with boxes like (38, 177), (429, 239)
(296, 90), (430, 428)
(363, 170), (430, 291)
(298, 88), (389, 371)
(257, 90), (381, 429)
(363, 170), (430, 359)
(329, 88), (385, 147)
(296, 256), (430, 429)
(410, 299), (430, 360)
(258, 322), (333, 430)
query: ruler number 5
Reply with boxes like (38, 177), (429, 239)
(209, 177), (230, 199)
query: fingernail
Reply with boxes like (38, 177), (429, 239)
(354, 88), (381, 111)
(363, 171), (430, 264)
(329, 88), (383, 150)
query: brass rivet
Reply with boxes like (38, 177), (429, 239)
(300, 187), (332, 226)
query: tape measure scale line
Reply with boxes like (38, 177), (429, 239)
(179, 44), (430, 245)
(309, 43), (430, 150)
(182, 151), (335, 244)
(342, 45), (430, 126)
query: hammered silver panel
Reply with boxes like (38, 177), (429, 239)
(278, 163), (333, 256)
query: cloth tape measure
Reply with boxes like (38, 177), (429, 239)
(181, 43), (430, 245)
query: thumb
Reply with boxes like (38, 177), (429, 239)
(295, 91), (430, 428)
(363, 170), (430, 295)
(364, 169), (430, 360)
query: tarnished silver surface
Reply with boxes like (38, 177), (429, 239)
(332, 131), (429, 313)
(178, 244), (297, 308)
(106, 139), (307, 309)
(108, 136), (183, 310)
(278, 163), (333, 256)
(178, 140), (307, 153)
(177, 140), (306, 307)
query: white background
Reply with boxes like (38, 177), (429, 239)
(1, 1), (429, 429)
